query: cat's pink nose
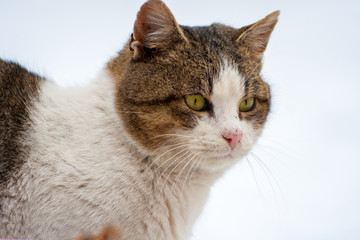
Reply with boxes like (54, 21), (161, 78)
(222, 132), (242, 150)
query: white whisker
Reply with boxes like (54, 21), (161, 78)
(180, 154), (201, 194)
(171, 152), (199, 194)
(246, 157), (264, 197)
(145, 143), (189, 174)
(182, 157), (203, 194)
(159, 150), (195, 192)
(154, 148), (191, 189)
(249, 152), (286, 211)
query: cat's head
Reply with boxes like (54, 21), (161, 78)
(108, 0), (279, 173)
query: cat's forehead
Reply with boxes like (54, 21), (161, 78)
(114, 23), (265, 106)
(213, 59), (245, 100)
(160, 26), (251, 85)
(181, 24), (242, 60)
(177, 24), (260, 88)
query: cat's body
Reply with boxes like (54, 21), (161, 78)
(1, 66), (214, 239)
(0, 0), (279, 239)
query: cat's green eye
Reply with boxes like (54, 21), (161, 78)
(185, 95), (206, 111)
(239, 97), (255, 112)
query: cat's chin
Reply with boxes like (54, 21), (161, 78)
(197, 145), (255, 172)
(206, 150), (232, 159)
(204, 147), (247, 160)
(198, 152), (243, 173)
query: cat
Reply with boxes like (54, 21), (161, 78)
(0, 0), (279, 239)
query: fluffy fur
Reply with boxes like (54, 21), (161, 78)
(0, 0), (279, 239)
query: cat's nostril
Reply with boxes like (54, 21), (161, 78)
(222, 132), (242, 150)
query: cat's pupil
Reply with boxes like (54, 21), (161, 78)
(194, 98), (197, 105)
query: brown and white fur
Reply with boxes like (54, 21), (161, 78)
(0, 0), (279, 239)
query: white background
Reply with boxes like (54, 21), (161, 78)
(1, 0), (359, 239)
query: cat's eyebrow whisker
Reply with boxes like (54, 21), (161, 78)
(245, 61), (261, 82)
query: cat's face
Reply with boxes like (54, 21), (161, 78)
(108, 0), (278, 172)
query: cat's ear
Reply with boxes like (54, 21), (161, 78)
(236, 11), (279, 56)
(130, 0), (188, 58)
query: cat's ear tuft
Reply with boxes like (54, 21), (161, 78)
(236, 11), (279, 54)
(131, 0), (188, 58)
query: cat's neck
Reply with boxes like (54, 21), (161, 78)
(141, 154), (220, 239)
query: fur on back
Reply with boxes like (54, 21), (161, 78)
(0, 0), (279, 239)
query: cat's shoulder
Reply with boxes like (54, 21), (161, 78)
(0, 59), (44, 86)
(0, 59), (44, 111)
(0, 59), (44, 187)
(0, 59), (45, 101)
